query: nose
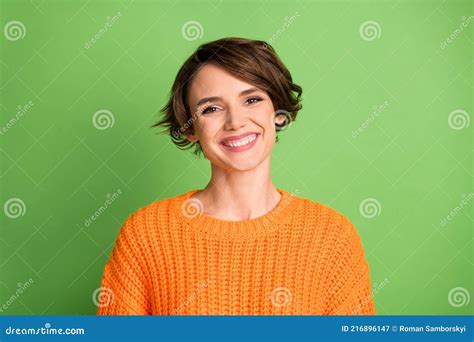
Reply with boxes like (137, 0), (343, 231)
(223, 104), (246, 130)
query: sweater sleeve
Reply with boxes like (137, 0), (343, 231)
(324, 215), (376, 315)
(96, 213), (151, 315)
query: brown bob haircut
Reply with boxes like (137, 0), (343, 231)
(152, 37), (303, 155)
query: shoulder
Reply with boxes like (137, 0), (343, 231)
(292, 193), (369, 276)
(129, 189), (195, 220)
(117, 190), (195, 237)
(290, 190), (363, 245)
(291, 190), (356, 228)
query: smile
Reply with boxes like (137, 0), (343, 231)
(220, 133), (259, 152)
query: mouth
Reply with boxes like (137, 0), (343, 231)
(220, 132), (260, 152)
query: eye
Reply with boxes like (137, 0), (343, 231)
(201, 106), (219, 114)
(245, 96), (263, 105)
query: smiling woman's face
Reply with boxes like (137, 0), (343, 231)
(187, 63), (278, 172)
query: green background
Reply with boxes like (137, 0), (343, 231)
(1, 0), (472, 315)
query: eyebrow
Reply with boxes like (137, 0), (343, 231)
(195, 87), (261, 108)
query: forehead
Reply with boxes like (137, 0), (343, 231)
(188, 64), (256, 104)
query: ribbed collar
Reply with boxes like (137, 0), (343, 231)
(175, 188), (299, 239)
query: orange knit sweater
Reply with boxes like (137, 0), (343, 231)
(96, 189), (376, 315)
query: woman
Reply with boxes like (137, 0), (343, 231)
(96, 37), (375, 315)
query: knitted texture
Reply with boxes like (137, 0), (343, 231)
(96, 189), (376, 315)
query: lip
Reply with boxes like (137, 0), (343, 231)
(220, 133), (260, 153)
(220, 132), (259, 144)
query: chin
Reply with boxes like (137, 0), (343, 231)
(226, 160), (262, 172)
(203, 139), (272, 171)
(204, 152), (262, 172)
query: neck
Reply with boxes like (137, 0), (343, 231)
(196, 157), (281, 220)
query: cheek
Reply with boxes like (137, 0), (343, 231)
(253, 106), (277, 147)
(195, 118), (221, 143)
(258, 104), (277, 130)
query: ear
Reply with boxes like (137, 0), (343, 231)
(275, 114), (286, 126)
(275, 113), (288, 126)
(186, 133), (199, 143)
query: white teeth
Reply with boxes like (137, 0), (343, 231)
(223, 134), (257, 148)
